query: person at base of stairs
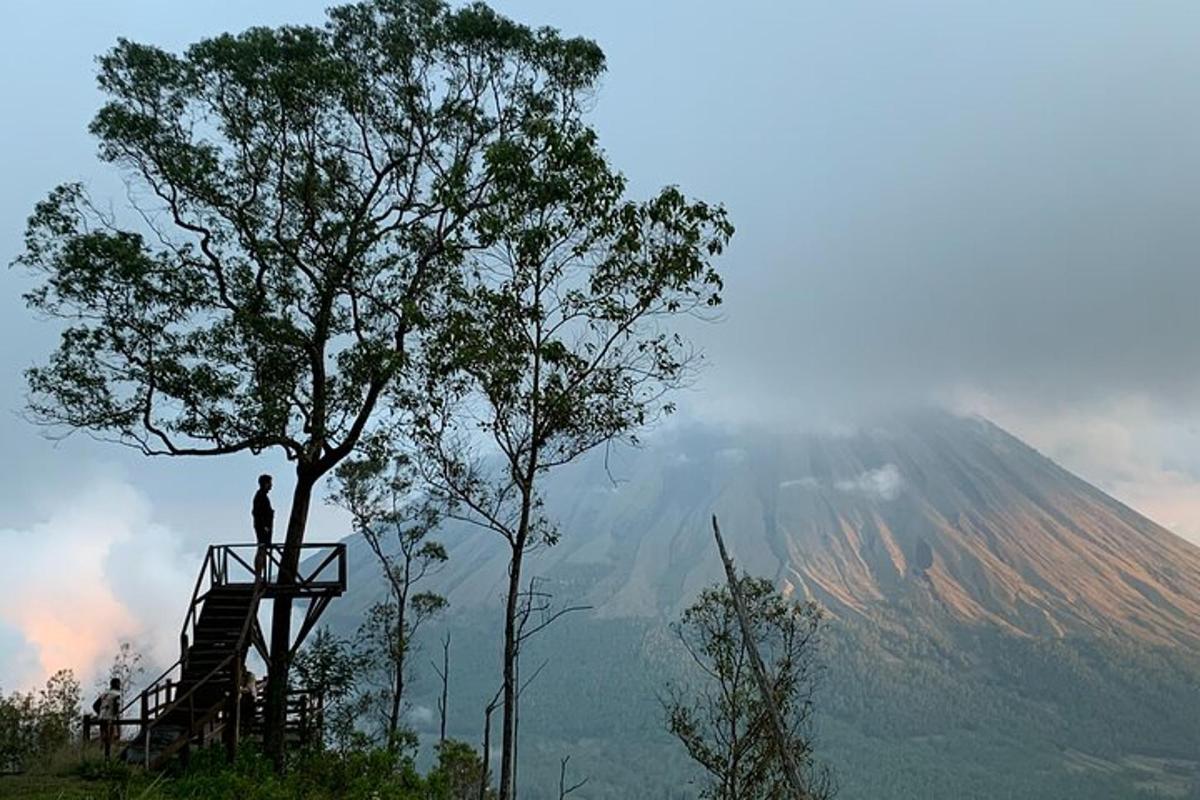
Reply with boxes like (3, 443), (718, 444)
(240, 665), (258, 735)
(253, 474), (274, 579)
(92, 678), (121, 761)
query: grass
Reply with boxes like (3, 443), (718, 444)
(2, 738), (487, 800)
(0, 742), (161, 800)
(0, 774), (123, 800)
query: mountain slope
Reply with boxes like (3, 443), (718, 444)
(346, 411), (1200, 643)
(325, 410), (1200, 799)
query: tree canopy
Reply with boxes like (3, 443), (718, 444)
(19, 0), (605, 475)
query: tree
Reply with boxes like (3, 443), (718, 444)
(0, 670), (82, 772)
(664, 577), (832, 800)
(104, 641), (145, 713)
(291, 627), (365, 752)
(428, 738), (496, 800)
(0, 690), (36, 774)
(411, 88), (732, 798)
(556, 755), (587, 799)
(332, 444), (447, 750)
(510, 577), (588, 793)
(17, 0), (609, 768)
(36, 669), (82, 756)
(431, 631), (451, 744)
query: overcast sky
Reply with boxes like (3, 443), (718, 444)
(3, 0), (1200, 689)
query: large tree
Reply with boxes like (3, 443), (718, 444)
(16, 0), (605, 767)
(412, 109), (732, 798)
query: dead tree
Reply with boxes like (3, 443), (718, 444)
(431, 632), (451, 745)
(558, 755), (588, 799)
(480, 686), (504, 800)
(712, 515), (811, 796)
(661, 516), (833, 798)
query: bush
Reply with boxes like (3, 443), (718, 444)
(163, 743), (428, 800)
(0, 670), (81, 774)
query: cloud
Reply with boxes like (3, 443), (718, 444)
(778, 465), (904, 501)
(654, 3), (1200, 434)
(0, 477), (193, 690)
(779, 477), (820, 490)
(835, 465), (904, 501)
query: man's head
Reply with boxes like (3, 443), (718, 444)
(258, 474), (273, 492)
(109, 677), (120, 690)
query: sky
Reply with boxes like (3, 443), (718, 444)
(3, 0), (1200, 689)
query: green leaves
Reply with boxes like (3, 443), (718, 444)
(18, 0), (609, 474)
(667, 577), (831, 800)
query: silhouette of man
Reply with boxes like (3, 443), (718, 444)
(92, 677), (121, 761)
(253, 474), (274, 579)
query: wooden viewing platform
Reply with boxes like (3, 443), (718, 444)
(86, 542), (347, 768)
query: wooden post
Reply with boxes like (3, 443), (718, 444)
(186, 687), (195, 762)
(226, 658), (242, 762)
(141, 691), (151, 768)
(711, 515), (811, 799)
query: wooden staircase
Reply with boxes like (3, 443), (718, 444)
(119, 543), (347, 769)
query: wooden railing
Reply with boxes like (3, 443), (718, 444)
(137, 577), (267, 768)
(116, 542), (347, 767)
(210, 542), (348, 595)
(178, 543), (346, 662)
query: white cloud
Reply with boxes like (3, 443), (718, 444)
(778, 465), (904, 501)
(0, 477), (193, 690)
(835, 464), (904, 501)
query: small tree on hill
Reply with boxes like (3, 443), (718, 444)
(665, 576), (833, 800)
(102, 641), (144, 713)
(0, 669), (82, 771)
(332, 443), (447, 751)
(16, 0), (611, 767)
(412, 105), (732, 798)
(291, 627), (365, 752)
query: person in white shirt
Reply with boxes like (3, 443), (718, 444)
(92, 678), (121, 761)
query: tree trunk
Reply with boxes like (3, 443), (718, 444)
(388, 591), (407, 750)
(498, 537), (525, 800)
(438, 633), (449, 744)
(264, 467), (316, 771)
(481, 697), (498, 800)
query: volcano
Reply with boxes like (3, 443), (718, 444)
(327, 410), (1200, 800)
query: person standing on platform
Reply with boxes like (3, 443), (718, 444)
(253, 474), (274, 580)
